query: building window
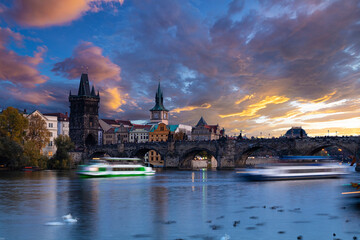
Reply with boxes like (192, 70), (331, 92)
(48, 141), (53, 147)
(48, 152), (53, 157)
(50, 132), (53, 137)
(89, 117), (93, 127)
(49, 123), (53, 128)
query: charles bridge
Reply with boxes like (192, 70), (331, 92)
(86, 136), (360, 170)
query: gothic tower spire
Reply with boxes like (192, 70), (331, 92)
(77, 73), (91, 96)
(150, 82), (169, 125)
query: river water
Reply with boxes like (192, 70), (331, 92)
(1, 169), (360, 240)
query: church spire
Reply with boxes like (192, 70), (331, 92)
(150, 82), (168, 111)
(91, 85), (96, 96)
(77, 73), (91, 96)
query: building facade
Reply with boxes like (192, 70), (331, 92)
(129, 125), (152, 143)
(148, 123), (170, 166)
(103, 124), (130, 144)
(100, 119), (132, 144)
(26, 110), (58, 157)
(191, 117), (223, 141)
(69, 73), (100, 150)
(44, 113), (69, 136)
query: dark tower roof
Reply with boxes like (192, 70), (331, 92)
(284, 127), (307, 138)
(70, 73), (99, 98)
(150, 82), (168, 111)
(91, 85), (96, 96)
(196, 116), (208, 127)
(78, 73), (91, 96)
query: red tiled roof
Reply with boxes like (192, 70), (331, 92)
(117, 120), (133, 126)
(131, 124), (153, 131)
(101, 119), (118, 125)
(102, 119), (133, 127)
(204, 125), (218, 133)
(44, 112), (69, 121)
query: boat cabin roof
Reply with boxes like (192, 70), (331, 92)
(89, 157), (144, 165)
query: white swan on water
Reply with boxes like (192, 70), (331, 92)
(45, 213), (78, 226)
(62, 213), (78, 223)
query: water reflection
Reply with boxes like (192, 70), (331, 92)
(1, 171), (360, 240)
(67, 178), (99, 238)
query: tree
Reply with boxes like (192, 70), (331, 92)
(0, 136), (24, 168)
(49, 135), (74, 169)
(22, 141), (48, 168)
(0, 107), (28, 144)
(173, 131), (186, 141)
(26, 114), (50, 152)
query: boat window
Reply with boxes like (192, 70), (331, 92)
(286, 168), (331, 173)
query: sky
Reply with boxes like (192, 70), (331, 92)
(0, 0), (360, 137)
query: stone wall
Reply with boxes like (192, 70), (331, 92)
(191, 160), (207, 169)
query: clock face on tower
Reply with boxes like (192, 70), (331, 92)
(154, 112), (159, 119)
(163, 113), (167, 119)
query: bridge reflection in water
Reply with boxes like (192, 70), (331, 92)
(87, 137), (360, 170)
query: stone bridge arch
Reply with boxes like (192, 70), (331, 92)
(132, 146), (166, 162)
(306, 143), (356, 157)
(88, 150), (113, 159)
(235, 144), (287, 167)
(179, 147), (218, 169)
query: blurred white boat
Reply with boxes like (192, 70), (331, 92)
(77, 158), (155, 178)
(237, 163), (349, 181)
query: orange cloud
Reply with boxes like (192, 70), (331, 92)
(312, 91), (336, 103)
(102, 87), (127, 112)
(298, 91), (337, 103)
(171, 103), (211, 113)
(52, 42), (121, 83)
(235, 94), (254, 104)
(0, 27), (48, 87)
(219, 96), (290, 118)
(7, 0), (124, 27)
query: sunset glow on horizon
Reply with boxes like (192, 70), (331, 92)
(1, 0), (360, 137)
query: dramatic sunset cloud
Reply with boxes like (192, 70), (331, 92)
(52, 42), (121, 83)
(101, 87), (127, 113)
(219, 96), (290, 118)
(1, 0), (360, 137)
(0, 27), (48, 87)
(4, 0), (124, 27)
(235, 95), (254, 105)
(171, 103), (211, 114)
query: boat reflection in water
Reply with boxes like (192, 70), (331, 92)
(237, 156), (349, 181)
(342, 182), (360, 198)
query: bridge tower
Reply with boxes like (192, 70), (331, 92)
(69, 73), (100, 150)
(150, 82), (169, 125)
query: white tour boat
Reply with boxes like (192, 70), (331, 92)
(77, 157), (155, 178)
(237, 163), (349, 181)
